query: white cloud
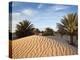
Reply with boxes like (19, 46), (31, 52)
(12, 12), (23, 21)
(12, 8), (40, 23)
(22, 9), (33, 16)
(38, 4), (43, 9)
(12, 12), (21, 17)
(45, 5), (69, 13)
(53, 5), (69, 11)
(12, 8), (38, 21)
(21, 9), (38, 17)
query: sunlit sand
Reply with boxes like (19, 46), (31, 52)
(11, 35), (77, 58)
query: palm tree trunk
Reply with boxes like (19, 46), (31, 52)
(70, 34), (73, 45)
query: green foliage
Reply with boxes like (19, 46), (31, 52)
(15, 20), (34, 38)
(57, 13), (78, 45)
(32, 28), (40, 35)
(42, 27), (54, 36)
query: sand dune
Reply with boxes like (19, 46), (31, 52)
(10, 35), (77, 58)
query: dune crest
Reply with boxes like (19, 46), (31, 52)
(11, 35), (77, 58)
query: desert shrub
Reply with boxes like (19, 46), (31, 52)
(32, 28), (40, 35)
(42, 27), (54, 36)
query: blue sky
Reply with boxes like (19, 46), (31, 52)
(9, 2), (78, 32)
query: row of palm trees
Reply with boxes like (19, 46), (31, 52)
(10, 13), (78, 45)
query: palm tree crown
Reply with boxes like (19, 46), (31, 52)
(57, 13), (78, 45)
(15, 20), (34, 38)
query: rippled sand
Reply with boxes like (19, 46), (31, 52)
(10, 35), (78, 58)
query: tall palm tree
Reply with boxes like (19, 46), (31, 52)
(57, 13), (78, 45)
(15, 20), (34, 38)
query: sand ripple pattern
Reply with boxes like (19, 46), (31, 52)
(11, 35), (77, 58)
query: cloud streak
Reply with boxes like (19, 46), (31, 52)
(38, 4), (43, 9)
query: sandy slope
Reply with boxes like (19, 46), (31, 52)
(10, 35), (77, 58)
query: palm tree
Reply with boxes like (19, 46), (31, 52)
(15, 20), (34, 38)
(57, 13), (78, 45)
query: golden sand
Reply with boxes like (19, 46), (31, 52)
(11, 35), (77, 58)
